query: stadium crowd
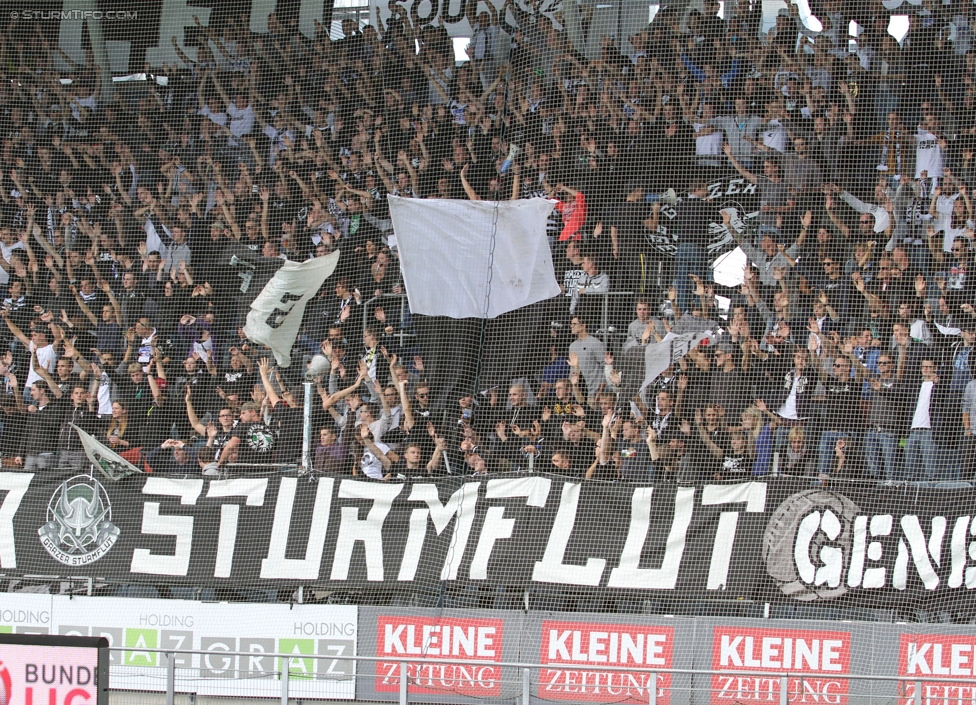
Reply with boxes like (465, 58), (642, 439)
(0, 0), (975, 485)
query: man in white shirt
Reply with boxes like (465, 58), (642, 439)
(0, 227), (26, 288)
(358, 425), (391, 480)
(904, 359), (948, 481)
(916, 116), (946, 186)
(226, 94), (255, 146)
(0, 312), (56, 401)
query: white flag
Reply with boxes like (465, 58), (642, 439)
(388, 196), (560, 318)
(243, 252), (341, 367)
(641, 330), (712, 393)
(72, 424), (143, 479)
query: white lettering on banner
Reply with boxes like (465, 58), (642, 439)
(131, 478), (203, 576)
(540, 621), (674, 704)
(330, 481), (403, 581)
(543, 670), (665, 700)
(712, 627), (851, 705)
(607, 487), (695, 589)
(376, 616), (503, 696)
(899, 634), (976, 705)
(701, 483), (767, 590)
(794, 510), (843, 587)
(714, 676), (846, 704)
(717, 635), (844, 671)
(532, 483), (606, 585)
(380, 662), (500, 693)
(893, 516), (945, 591)
(0, 472), (33, 568)
(786, 504), (976, 593)
(260, 477), (333, 580)
(469, 477), (551, 580)
(206, 478), (269, 579)
(947, 516), (972, 589)
(382, 623), (498, 657)
(398, 483), (481, 582)
(847, 514), (893, 589)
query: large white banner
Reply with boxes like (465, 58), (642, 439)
(388, 196), (560, 319)
(243, 251), (340, 367)
(0, 594), (357, 700)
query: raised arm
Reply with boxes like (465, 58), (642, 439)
(0, 308), (30, 346)
(184, 385), (207, 437)
(257, 357), (282, 407)
(360, 424), (392, 470)
(722, 143), (758, 184)
(31, 350), (62, 399)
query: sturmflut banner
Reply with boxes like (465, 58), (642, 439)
(1, 472), (975, 611)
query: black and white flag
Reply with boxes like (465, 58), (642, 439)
(243, 251), (341, 367)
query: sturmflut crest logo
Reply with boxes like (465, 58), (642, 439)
(762, 489), (860, 602)
(38, 475), (120, 566)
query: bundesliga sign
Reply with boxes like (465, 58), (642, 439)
(0, 633), (108, 705)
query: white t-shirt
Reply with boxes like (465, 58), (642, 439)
(0, 241), (25, 285)
(264, 125), (294, 166)
(932, 193), (974, 251)
(916, 128), (944, 178)
(777, 373), (803, 420)
(694, 123), (723, 165)
(199, 106), (228, 128)
(226, 102), (255, 143)
(96, 370), (112, 415)
(911, 381), (934, 429)
(360, 440), (390, 479)
(26, 342), (56, 389)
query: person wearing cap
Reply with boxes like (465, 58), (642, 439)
(646, 423), (699, 484)
(728, 209), (810, 293)
(669, 179), (716, 314)
(217, 401), (277, 471)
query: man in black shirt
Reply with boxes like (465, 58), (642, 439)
(672, 180), (716, 314)
(58, 383), (102, 471)
(16, 380), (66, 470)
(815, 351), (862, 478)
(218, 401), (276, 471)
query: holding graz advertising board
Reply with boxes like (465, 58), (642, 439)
(0, 593), (357, 701)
